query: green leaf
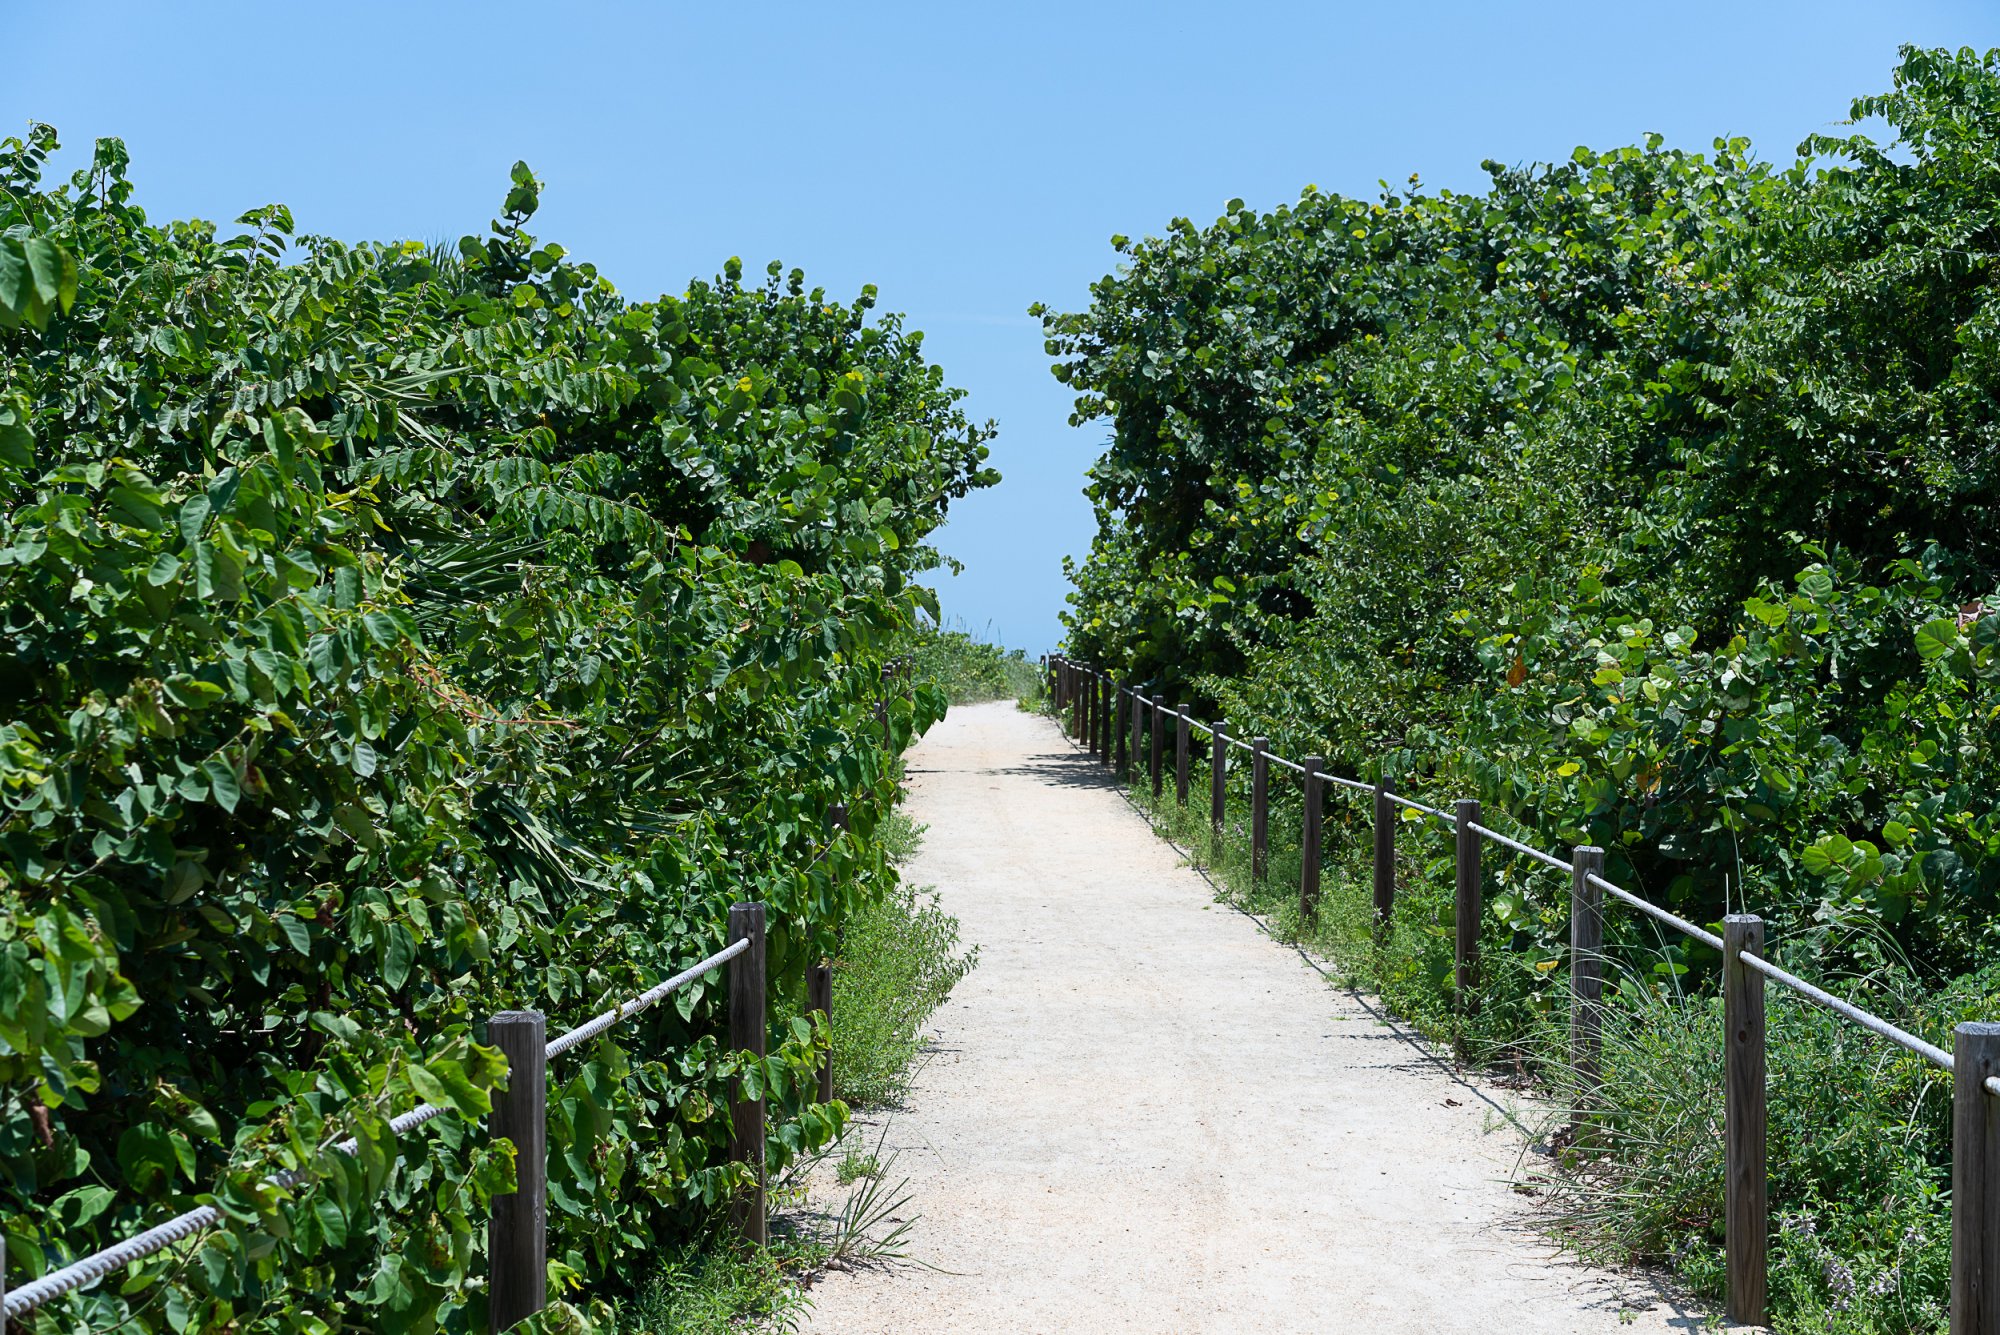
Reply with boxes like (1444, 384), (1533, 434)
(383, 925), (416, 991)
(146, 551), (183, 586)
(1915, 618), (1961, 661)
(362, 610), (411, 646)
(278, 915), (312, 956)
(313, 1196), (349, 1248)
(203, 756), (241, 812)
(0, 400), (32, 467)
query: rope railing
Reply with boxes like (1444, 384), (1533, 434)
(1586, 871), (1725, 953)
(1042, 650), (2000, 1330)
(5, 930), (777, 1329)
(1736, 946), (1953, 1070)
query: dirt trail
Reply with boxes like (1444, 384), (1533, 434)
(802, 702), (1703, 1334)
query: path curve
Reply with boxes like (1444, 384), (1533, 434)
(803, 702), (1703, 1334)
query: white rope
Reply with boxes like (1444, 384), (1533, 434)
(545, 939), (748, 1059)
(1737, 947), (1954, 1071)
(1467, 822), (1571, 873)
(1587, 872), (1724, 952)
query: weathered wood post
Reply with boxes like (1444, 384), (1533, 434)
(1149, 695), (1166, 800)
(1113, 682), (1129, 776)
(1210, 719), (1227, 856)
(1174, 703), (1191, 807)
(1570, 846), (1605, 1104)
(1301, 757), (1325, 926)
(728, 902), (768, 1246)
(1952, 1022), (2000, 1335)
(1723, 914), (1767, 1326)
(807, 962), (834, 1104)
(1372, 781), (1395, 926)
(1099, 678), (1113, 768)
(1251, 737), (1271, 882)
(489, 1010), (548, 1331)
(1454, 799), (1482, 1010)
(1130, 688), (1144, 785)
(1092, 673), (1105, 762)
(1088, 671), (1104, 755)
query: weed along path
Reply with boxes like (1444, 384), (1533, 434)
(802, 701), (1700, 1334)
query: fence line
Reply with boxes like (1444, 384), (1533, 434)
(3, 931), (767, 1332)
(1044, 652), (2000, 1331)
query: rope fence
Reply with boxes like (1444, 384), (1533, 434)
(1043, 652), (2000, 1331)
(2, 930), (771, 1331)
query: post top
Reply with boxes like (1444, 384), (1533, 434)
(490, 1009), (546, 1026)
(1722, 912), (1763, 924)
(1957, 1021), (2000, 1037)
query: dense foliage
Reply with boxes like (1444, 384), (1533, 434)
(898, 620), (1042, 706)
(0, 127), (994, 1331)
(1043, 43), (2000, 979)
(1044, 44), (2000, 1330)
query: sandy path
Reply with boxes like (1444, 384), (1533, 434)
(801, 702), (1705, 1334)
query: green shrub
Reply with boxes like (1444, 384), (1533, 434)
(0, 126), (994, 1331)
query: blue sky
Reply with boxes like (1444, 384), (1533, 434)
(11, 2), (2000, 653)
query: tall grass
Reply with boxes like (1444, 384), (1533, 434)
(1066, 701), (1985, 1334)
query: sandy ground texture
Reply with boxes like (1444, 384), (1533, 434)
(799, 701), (1711, 1334)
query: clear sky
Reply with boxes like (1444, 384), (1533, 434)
(10, 2), (2000, 653)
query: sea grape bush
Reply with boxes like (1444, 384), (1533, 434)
(0, 125), (994, 1332)
(1043, 44), (2000, 978)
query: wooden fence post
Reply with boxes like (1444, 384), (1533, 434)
(1251, 737), (1271, 882)
(1113, 683), (1129, 776)
(1570, 846), (1605, 1104)
(1099, 679), (1113, 767)
(1724, 914), (1767, 1326)
(1301, 757), (1325, 926)
(1130, 688), (1144, 784)
(1210, 720), (1227, 855)
(1088, 671), (1104, 755)
(1093, 674), (1106, 760)
(1454, 799), (1481, 1010)
(728, 902), (768, 1247)
(1150, 695), (1166, 800)
(1175, 703), (1190, 807)
(1952, 1022), (2000, 1335)
(489, 1010), (547, 1332)
(808, 962), (834, 1105)
(1372, 781), (1395, 926)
